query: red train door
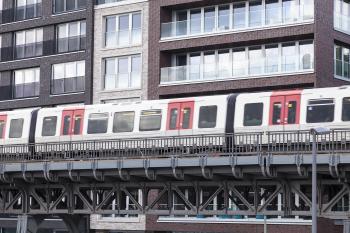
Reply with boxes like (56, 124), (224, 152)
(269, 91), (301, 130)
(167, 101), (194, 134)
(61, 109), (85, 136)
(0, 115), (7, 140)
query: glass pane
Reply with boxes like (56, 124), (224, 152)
(189, 53), (200, 80)
(287, 101), (297, 124)
(42, 116), (57, 136)
(218, 5), (230, 30)
(139, 110), (162, 131)
(283, 0), (297, 23)
(198, 106), (217, 128)
(169, 108), (178, 130)
(342, 97), (350, 121)
(218, 50), (231, 78)
(73, 114), (82, 135)
(249, 0), (262, 27)
(204, 7), (215, 33)
(87, 113), (109, 134)
(132, 13), (141, 29)
(0, 121), (5, 139)
(282, 43), (296, 72)
(266, 45), (279, 73)
(306, 99), (335, 123)
(249, 47), (263, 75)
(300, 41), (313, 70)
(233, 49), (247, 76)
(272, 102), (282, 125)
(243, 103), (263, 126)
(266, 0), (281, 25)
(63, 115), (71, 135)
(190, 9), (201, 34)
(233, 3), (246, 29)
(182, 107), (191, 129)
(113, 111), (135, 133)
(204, 51), (216, 79)
(9, 119), (24, 138)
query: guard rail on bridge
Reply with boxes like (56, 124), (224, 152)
(0, 129), (349, 219)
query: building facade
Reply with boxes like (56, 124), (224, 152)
(0, 0), (94, 110)
(93, 0), (149, 104)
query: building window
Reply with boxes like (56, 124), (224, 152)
(161, 0), (314, 39)
(161, 40), (314, 84)
(105, 12), (141, 48)
(96, 0), (125, 4)
(52, 61), (85, 94)
(57, 20), (86, 53)
(334, 0), (350, 34)
(13, 67), (40, 99)
(335, 44), (350, 80)
(15, 28), (43, 59)
(104, 54), (141, 90)
(53, 0), (86, 14)
(15, 0), (42, 21)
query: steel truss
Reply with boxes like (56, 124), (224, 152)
(0, 179), (349, 218)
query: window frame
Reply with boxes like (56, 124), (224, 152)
(9, 118), (24, 139)
(306, 99), (335, 123)
(243, 102), (264, 127)
(41, 116), (58, 137)
(198, 105), (218, 129)
(139, 109), (162, 132)
(113, 111), (135, 133)
(87, 112), (109, 135)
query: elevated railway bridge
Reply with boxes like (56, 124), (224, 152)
(1, 130), (350, 232)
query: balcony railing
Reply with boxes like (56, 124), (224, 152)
(105, 28), (142, 48)
(57, 36), (86, 53)
(161, 4), (314, 39)
(334, 12), (350, 34)
(161, 55), (313, 84)
(104, 72), (141, 90)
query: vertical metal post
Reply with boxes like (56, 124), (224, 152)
(264, 215), (268, 233)
(312, 132), (317, 233)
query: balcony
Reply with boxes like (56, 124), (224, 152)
(57, 36), (86, 54)
(104, 72), (141, 90)
(161, 3), (314, 39)
(105, 28), (142, 48)
(161, 55), (314, 85)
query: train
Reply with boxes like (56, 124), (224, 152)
(0, 86), (348, 151)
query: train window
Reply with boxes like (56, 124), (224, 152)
(42, 116), (57, 136)
(306, 99), (335, 123)
(243, 103), (263, 126)
(139, 110), (162, 131)
(0, 121), (5, 139)
(62, 115), (71, 135)
(198, 106), (217, 128)
(343, 97), (350, 121)
(113, 111), (135, 133)
(169, 108), (178, 130)
(272, 102), (282, 125)
(87, 113), (109, 134)
(287, 101), (297, 124)
(73, 114), (83, 135)
(9, 118), (24, 138)
(182, 107), (191, 129)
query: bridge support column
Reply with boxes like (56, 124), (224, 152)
(59, 214), (89, 233)
(16, 215), (45, 233)
(344, 220), (350, 233)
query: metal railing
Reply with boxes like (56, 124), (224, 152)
(1, 129), (350, 162)
(161, 55), (314, 84)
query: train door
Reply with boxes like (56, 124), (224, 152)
(269, 92), (301, 131)
(167, 101), (194, 136)
(0, 115), (7, 145)
(60, 109), (85, 141)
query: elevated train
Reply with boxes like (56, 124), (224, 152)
(0, 86), (348, 153)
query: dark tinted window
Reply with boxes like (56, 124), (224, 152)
(0, 121), (5, 139)
(63, 115), (71, 135)
(113, 112), (134, 133)
(87, 113), (108, 134)
(272, 102), (282, 125)
(306, 99), (335, 123)
(139, 110), (162, 131)
(169, 108), (178, 130)
(287, 101), (297, 124)
(243, 103), (263, 126)
(73, 114), (83, 135)
(9, 118), (24, 138)
(182, 107), (191, 129)
(343, 97), (350, 121)
(198, 106), (217, 128)
(42, 116), (57, 136)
